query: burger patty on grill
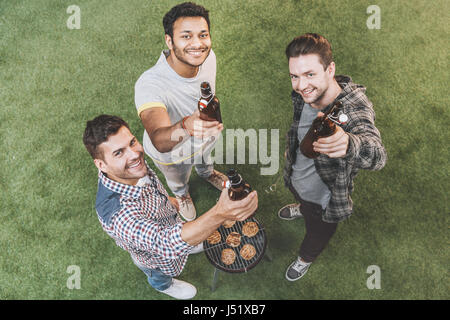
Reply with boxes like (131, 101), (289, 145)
(242, 221), (259, 237)
(221, 248), (236, 265)
(240, 244), (256, 260)
(226, 232), (241, 247)
(206, 230), (221, 245)
(222, 220), (236, 228)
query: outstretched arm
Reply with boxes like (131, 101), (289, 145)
(181, 188), (258, 246)
(140, 108), (223, 153)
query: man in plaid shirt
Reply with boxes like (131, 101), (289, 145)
(83, 115), (257, 299)
(278, 34), (387, 281)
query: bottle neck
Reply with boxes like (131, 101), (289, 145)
(229, 174), (243, 188)
(316, 114), (337, 137)
(325, 102), (345, 125)
(200, 82), (213, 101)
(201, 92), (213, 102)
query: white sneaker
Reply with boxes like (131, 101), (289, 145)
(176, 193), (196, 221)
(189, 242), (204, 254)
(157, 279), (197, 300)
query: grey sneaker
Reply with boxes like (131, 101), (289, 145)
(285, 257), (311, 281)
(204, 170), (227, 191)
(278, 203), (303, 220)
(176, 193), (196, 221)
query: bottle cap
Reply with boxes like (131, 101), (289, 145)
(201, 81), (210, 88)
(339, 114), (348, 124)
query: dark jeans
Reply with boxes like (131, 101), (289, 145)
(288, 182), (338, 263)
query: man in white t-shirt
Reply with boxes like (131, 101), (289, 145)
(135, 2), (227, 221)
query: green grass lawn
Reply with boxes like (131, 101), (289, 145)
(0, 0), (448, 300)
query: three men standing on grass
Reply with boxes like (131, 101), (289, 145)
(83, 2), (387, 299)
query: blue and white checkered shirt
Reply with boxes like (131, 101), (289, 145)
(95, 164), (194, 277)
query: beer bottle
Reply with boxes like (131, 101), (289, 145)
(223, 168), (252, 200)
(198, 81), (222, 123)
(222, 169), (254, 225)
(299, 101), (348, 159)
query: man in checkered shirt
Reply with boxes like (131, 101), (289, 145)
(83, 115), (257, 299)
(279, 34), (387, 282)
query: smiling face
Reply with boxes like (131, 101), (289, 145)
(165, 16), (211, 77)
(288, 54), (336, 109)
(94, 126), (147, 185)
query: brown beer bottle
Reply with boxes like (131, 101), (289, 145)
(224, 168), (252, 200)
(222, 169), (254, 225)
(198, 81), (222, 123)
(299, 101), (348, 158)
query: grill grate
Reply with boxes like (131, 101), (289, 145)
(203, 217), (267, 273)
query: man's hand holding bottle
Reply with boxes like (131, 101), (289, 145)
(182, 109), (223, 138)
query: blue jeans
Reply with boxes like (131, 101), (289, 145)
(134, 261), (173, 291)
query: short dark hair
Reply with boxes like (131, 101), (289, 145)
(163, 2), (210, 38)
(83, 114), (130, 160)
(285, 33), (333, 70)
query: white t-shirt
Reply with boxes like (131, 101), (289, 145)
(135, 49), (217, 165)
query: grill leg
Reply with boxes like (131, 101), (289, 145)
(211, 267), (220, 292)
(264, 245), (273, 262)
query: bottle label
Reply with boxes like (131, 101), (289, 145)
(199, 99), (208, 110)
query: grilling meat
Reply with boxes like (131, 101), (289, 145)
(222, 219), (236, 228)
(221, 248), (236, 265)
(226, 232), (241, 247)
(206, 230), (221, 245)
(240, 244), (256, 260)
(242, 221), (259, 237)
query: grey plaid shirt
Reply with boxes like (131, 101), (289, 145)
(283, 75), (387, 223)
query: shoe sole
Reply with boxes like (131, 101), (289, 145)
(157, 286), (197, 300)
(278, 212), (299, 221)
(178, 212), (196, 222)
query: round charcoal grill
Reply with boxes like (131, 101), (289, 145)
(203, 216), (267, 273)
